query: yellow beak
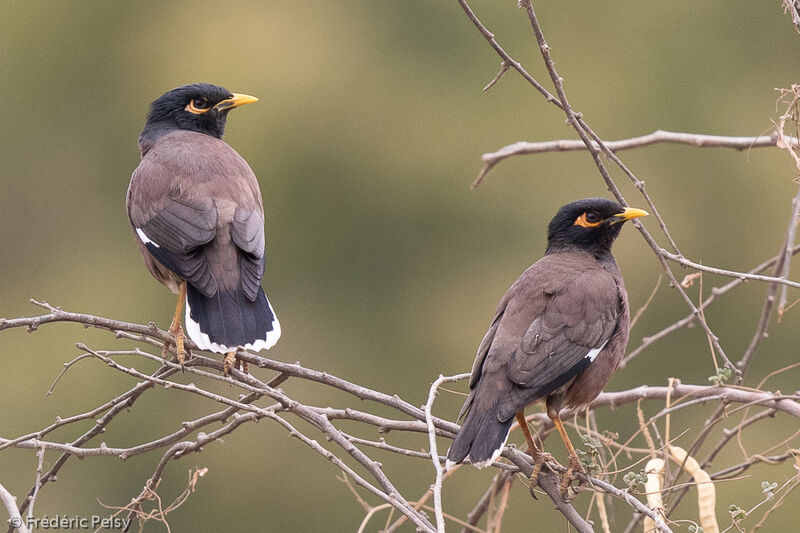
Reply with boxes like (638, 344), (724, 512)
(214, 93), (259, 111)
(612, 207), (649, 223)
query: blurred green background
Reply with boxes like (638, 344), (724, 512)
(2, 1), (800, 531)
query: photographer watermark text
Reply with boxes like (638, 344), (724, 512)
(7, 515), (130, 530)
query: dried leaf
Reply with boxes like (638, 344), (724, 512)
(681, 273), (702, 288)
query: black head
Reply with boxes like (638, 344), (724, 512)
(140, 83), (258, 145)
(545, 198), (647, 257)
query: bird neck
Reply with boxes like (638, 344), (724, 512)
(545, 243), (617, 266)
(138, 121), (177, 156)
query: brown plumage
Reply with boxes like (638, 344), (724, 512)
(126, 84), (279, 371)
(446, 198), (646, 491)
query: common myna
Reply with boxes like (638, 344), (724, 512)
(126, 83), (280, 372)
(446, 198), (647, 493)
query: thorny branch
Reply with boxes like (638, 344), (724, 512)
(2, 3), (800, 533)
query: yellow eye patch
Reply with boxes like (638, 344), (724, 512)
(573, 212), (603, 228)
(185, 99), (211, 115)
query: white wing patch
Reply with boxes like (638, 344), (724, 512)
(585, 339), (609, 362)
(135, 227), (160, 248)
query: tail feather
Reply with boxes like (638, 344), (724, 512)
(185, 284), (280, 353)
(446, 403), (513, 469)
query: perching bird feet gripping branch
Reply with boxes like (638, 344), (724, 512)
(222, 349), (248, 376)
(161, 280), (189, 365)
(447, 198), (648, 502)
(515, 410), (585, 500)
(558, 450), (586, 499)
(127, 83), (281, 374)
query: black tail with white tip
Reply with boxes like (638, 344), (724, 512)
(184, 284), (280, 353)
(446, 402), (513, 469)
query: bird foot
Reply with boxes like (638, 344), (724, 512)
(527, 451), (555, 497)
(223, 351), (236, 375)
(222, 348), (250, 376)
(559, 454), (586, 499)
(223, 350), (250, 376)
(162, 324), (189, 366)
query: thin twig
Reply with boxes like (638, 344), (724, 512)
(483, 60), (510, 93)
(622, 245), (800, 368)
(518, 0), (735, 376)
(425, 373), (470, 533)
(0, 482), (28, 533)
(26, 444), (45, 526)
(473, 131), (797, 188)
(660, 250), (800, 291)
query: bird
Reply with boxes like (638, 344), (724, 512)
(446, 197), (647, 494)
(126, 83), (280, 373)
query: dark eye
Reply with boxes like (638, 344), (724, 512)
(192, 98), (210, 109)
(585, 211), (601, 223)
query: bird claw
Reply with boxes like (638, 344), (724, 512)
(528, 464), (543, 498)
(559, 454), (586, 499)
(162, 324), (189, 366)
(174, 330), (187, 366)
(527, 451), (555, 498)
(223, 349), (250, 376)
(223, 351), (235, 375)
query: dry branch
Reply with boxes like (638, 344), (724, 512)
(473, 131), (799, 189)
(7, 296), (800, 531)
(6, 303), (791, 531)
(455, 0), (800, 530)
(0, 482), (28, 533)
(3, 3), (800, 532)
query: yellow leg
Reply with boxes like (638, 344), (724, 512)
(548, 404), (585, 496)
(223, 348), (249, 376)
(516, 409), (536, 455)
(516, 410), (552, 496)
(223, 350), (237, 376)
(162, 280), (188, 365)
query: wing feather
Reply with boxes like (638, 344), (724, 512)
(137, 198), (217, 252)
(134, 198), (219, 297)
(231, 208), (266, 301)
(460, 254), (621, 425)
(494, 268), (618, 420)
